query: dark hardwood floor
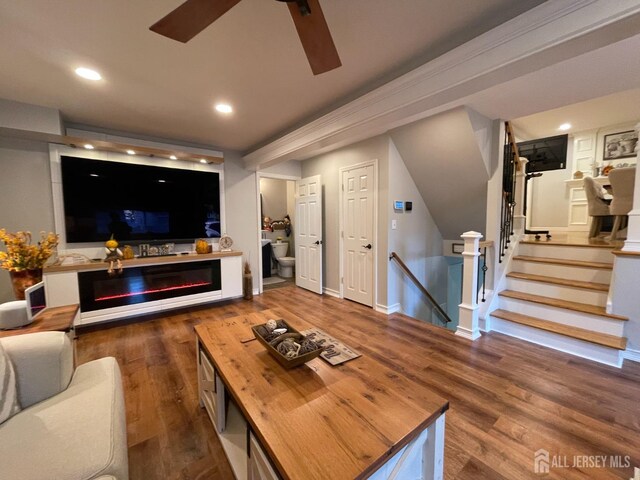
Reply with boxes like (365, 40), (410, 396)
(76, 286), (640, 479)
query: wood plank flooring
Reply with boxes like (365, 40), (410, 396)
(76, 286), (640, 480)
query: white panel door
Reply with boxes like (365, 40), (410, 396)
(342, 165), (374, 307)
(295, 175), (323, 294)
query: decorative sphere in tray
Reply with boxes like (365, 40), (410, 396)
(251, 319), (324, 369)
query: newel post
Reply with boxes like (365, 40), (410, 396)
(622, 122), (640, 252)
(456, 231), (483, 341)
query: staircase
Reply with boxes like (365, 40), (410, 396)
(490, 238), (627, 367)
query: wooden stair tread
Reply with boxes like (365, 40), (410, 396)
(498, 290), (628, 321)
(519, 239), (617, 249)
(513, 255), (613, 270)
(506, 272), (609, 292)
(491, 309), (627, 350)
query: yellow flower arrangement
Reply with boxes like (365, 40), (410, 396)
(0, 229), (59, 271)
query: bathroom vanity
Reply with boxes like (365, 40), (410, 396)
(196, 308), (448, 480)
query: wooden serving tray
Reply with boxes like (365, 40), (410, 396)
(251, 321), (323, 369)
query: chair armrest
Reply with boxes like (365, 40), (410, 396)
(0, 331), (73, 408)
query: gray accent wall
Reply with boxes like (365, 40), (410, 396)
(388, 139), (448, 321)
(389, 106), (490, 239)
(301, 136), (390, 306)
(0, 137), (55, 302)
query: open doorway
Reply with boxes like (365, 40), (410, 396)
(256, 174), (299, 292)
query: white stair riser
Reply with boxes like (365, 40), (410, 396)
(506, 278), (608, 306)
(513, 261), (612, 284)
(518, 244), (614, 263)
(490, 317), (622, 367)
(499, 297), (625, 337)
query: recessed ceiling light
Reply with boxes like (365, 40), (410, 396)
(169, 155), (177, 160)
(215, 103), (233, 114)
(158, 179), (166, 183)
(75, 67), (102, 81)
(200, 159), (207, 164)
(90, 173), (99, 177)
(126, 149), (136, 155)
(84, 144), (94, 150)
(558, 123), (572, 131)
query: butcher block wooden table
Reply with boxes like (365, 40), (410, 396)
(195, 308), (449, 480)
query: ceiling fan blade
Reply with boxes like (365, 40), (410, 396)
(150, 0), (242, 43)
(286, 0), (341, 75)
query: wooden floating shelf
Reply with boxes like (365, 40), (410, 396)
(45, 251), (242, 273)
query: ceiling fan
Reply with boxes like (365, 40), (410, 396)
(150, 0), (342, 75)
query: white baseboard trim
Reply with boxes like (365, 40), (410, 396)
(323, 287), (341, 298)
(253, 287), (260, 296)
(623, 348), (640, 363)
(375, 303), (401, 315)
(455, 326), (482, 341)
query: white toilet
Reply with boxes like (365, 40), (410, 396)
(271, 241), (295, 278)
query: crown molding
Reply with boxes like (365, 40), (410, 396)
(244, 0), (640, 169)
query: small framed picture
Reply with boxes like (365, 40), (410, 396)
(603, 130), (638, 160)
(452, 243), (464, 254)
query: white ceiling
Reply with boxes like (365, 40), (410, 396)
(510, 88), (640, 140)
(0, 0), (544, 152)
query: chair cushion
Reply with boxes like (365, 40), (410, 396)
(0, 341), (21, 424)
(0, 357), (128, 480)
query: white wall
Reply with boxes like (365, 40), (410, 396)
(611, 255), (640, 356)
(260, 178), (288, 220)
(224, 152), (260, 285)
(0, 137), (56, 302)
(0, 98), (62, 135)
(301, 135), (389, 303)
(388, 139), (448, 320)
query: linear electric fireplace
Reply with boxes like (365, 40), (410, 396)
(78, 260), (222, 312)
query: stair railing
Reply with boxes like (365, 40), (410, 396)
(389, 252), (452, 325)
(478, 240), (493, 303)
(500, 121), (520, 263)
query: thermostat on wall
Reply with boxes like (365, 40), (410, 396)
(394, 201), (404, 211)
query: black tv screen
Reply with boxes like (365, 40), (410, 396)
(61, 156), (221, 243)
(517, 134), (568, 173)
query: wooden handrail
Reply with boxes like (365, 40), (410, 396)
(389, 252), (452, 324)
(504, 121), (521, 171)
(479, 240), (494, 249)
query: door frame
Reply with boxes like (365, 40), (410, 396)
(255, 172), (301, 294)
(338, 159), (378, 307)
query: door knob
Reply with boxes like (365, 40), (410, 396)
(362, 244), (372, 249)
(314, 240), (323, 245)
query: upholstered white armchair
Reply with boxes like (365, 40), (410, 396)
(0, 332), (129, 480)
(608, 167), (636, 240)
(583, 176), (612, 238)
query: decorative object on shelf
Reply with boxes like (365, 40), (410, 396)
(252, 319), (324, 368)
(602, 165), (614, 176)
(219, 234), (233, 252)
(195, 238), (210, 254)
(243, 259), (253, 300)
(122, 245), (135, 260)
(603, 130), (638, 160)
(283, 214), (292, 237)
(139, 244), (149, 257)
(573, 170), (584, 179)
(263, 216), (273, 232)
(0, 230), (58, 300)
(104, 235), (123, 276)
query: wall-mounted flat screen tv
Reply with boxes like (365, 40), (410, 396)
(61, 156), (221, 243)
(517, 134), (568, 173)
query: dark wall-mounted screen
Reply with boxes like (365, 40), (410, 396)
(61, 156), (221, 243)
(517, 134), (568, 173)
